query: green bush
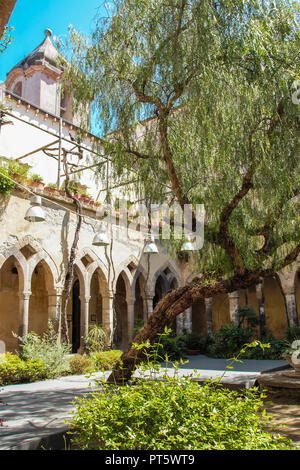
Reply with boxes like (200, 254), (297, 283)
(181, 332), (213, 353)
(17, 322), (71, 377)
(83, 325), (109, 354)
(69, 373), (292, 450)
(0, 168), (14, 195)
(240, 337), (285, 360)
(92, 350), (122, 371)
(0, 352), (48, 385)
(207, 325), (253, 358)
(285, 326), (300, 343)
(155, 334), (186, 361)
(69, 354), (94, 375)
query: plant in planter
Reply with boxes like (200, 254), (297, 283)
(29, 173), (45, 189)
(45, 183), (59, 194)
(5, 159), (30, 184)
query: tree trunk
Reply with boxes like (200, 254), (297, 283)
(0, 0), (17, 40)
(59, 149), (83, 344)
(107, 270), (263, 383)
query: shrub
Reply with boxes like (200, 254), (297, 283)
(285, 326), (300, 343)
(84, 325), (109, 354)
(0, 352), (48, 385)
(17, 321), (71, 377)
(69, 372), (292, 450)
(207, 325), (253, 358)
(241, 337), (285, 360)
(5, 159), (30, 183)
(155, 334), (187, 361)
(181, 332), (213, 353)
(92, 350), (122, 371)
(0, 168), (14, 195)
(69, 354), (94, 375)
(29, 173), (43, 183)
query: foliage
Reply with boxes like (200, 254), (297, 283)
(285, 326), (300, 343)
(0, 26), (14, 54)
(63, 0), (300, 278)
(0, 167), (14, 195)
(69, 354), (94, 375)
(68, 336), (293, 450)
(155, 333), (187, 360)
(47, 182), (58, 189)
(0, 352), (48, 385)
(181, 332), (213, 353)
(83, 325), (110, 354)
(4, 159), (30, 184)
(133, 317), (144, 336)
(206, 325), (253, 358)
(235, 306), (259, 329)
(16, 322), (71, 377)
(241, 336), (285, 360)
(29, 173), (43, 183)
(91, 350), (123, 371)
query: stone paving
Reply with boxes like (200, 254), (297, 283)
(0, 355), (288, 450)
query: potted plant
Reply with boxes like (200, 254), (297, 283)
(45, 183), (59, 195)
(282, 339), (300, 376)
(5, 159), (30, 184)
(29, 173), (45, 190)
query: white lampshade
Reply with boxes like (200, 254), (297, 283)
(144, 235), (158, 254)
(24, 205), (46, 222)
(92, 231), (110, 247)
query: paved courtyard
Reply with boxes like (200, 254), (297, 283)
(0, 356), (287, 450)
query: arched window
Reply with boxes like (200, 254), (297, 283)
(12, 81), (22, 97)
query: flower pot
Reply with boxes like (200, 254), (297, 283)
(45, 187), (59, 195)
(30, 181), (45, 190)
(283, 354), (300, 375)
(186, 349), (201, 356)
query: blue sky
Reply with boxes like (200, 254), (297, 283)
(0, 0), (108, 82)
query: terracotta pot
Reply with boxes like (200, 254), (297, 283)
(186, 349), (201, 356)
(45, 187), (59, 195)
(30, 181), (45, 190)
(283, 354), (300, 374)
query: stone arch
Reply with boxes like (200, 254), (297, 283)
(114, 271), (130, 350)
(0, 255), (25, 351)
(134, 271), (147, 326)
(12, 80), (22, 97)
(28, 251), (59, 287)
(28, 259), (55, 337)
(150, 262), (181, 296)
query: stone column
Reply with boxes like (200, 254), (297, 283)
(283, 290), (299, 328)
(80, 295), (90, 347)
(228, 291), (240, 325)
(183, 307), (192, 334)
(256, 280), (266, 336)
(176, 312), (185, 335)
(18, 290), (31, 338)
(144, 295), (153, 319)
(127, 299), (135, 343)
(102, 291), (114, 340)
(204, 297), (213, 335)
(47, 288), (63, 330)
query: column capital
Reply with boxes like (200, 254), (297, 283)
(19, 290), (32, 300)
(79, 295), (91, 303)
